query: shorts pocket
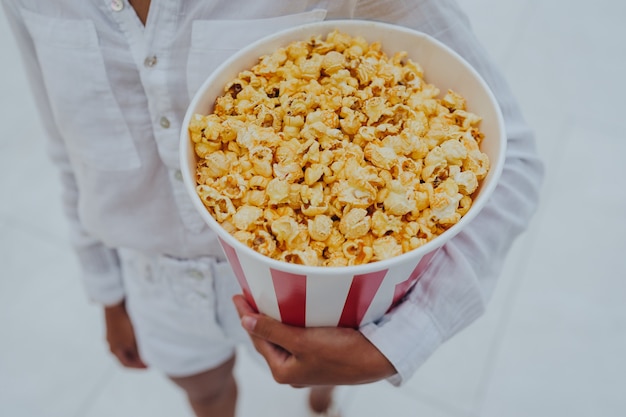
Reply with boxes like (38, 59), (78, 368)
(162, 256), (217, 315)
(20, 8), (140, 171)
(186, 9), (328, 99)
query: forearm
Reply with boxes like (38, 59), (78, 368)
(356, 0), (544, 385)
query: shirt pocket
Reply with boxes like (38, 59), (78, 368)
(186, 8), (328, 99)
(20, 8), (140, 171)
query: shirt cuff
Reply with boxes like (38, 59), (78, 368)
(359, 242), (487, 386)
(360, 300), (443, 386)
(360, 294), (444, 386)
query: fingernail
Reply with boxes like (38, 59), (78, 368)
(241, 315), (257, 332)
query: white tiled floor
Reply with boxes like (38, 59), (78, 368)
(1, 1), (625, 416)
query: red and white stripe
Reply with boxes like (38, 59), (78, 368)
(220, 238), (437, 328)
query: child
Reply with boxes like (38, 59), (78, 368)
(2, 0), (543, 416)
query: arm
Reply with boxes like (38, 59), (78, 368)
(354, 0), (544, 385)
(1, 0), (125, 306)
(234, 0), (544, 386)
(2, 0), (145, 368)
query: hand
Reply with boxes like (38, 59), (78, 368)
(233, 295), (396, 386)
(103, 301), (147, 369)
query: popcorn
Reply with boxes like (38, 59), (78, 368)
(191, 30), (490, 266)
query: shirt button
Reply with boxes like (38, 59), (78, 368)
(174, 169), (183, 182)
(144, 55), (158, 68)
(159, 116), (170, 129)
(111, 0), (124, 12)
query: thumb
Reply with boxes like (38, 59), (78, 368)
(243, 313), (301, 353)
(233, 294), (301, 350)
(243, 314), (301, 376)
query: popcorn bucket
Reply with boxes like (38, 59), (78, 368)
(180, 20), (506, 328)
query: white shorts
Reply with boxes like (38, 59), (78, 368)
(118, 249), (252, 377)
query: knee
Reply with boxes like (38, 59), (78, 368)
(188, 372), (237, 406)
(169, 356), (237, 404)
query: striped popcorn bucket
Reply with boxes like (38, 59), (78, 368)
(180, 20), (506, 327)
(218, 236), (440, 327)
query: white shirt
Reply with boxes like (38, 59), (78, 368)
(2, 0), (543, 385)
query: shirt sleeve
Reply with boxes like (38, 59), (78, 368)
(354, 0), (545, 385)
(2, 0), (125, 306)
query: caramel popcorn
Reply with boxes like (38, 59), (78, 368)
(190, 30), (489, 266)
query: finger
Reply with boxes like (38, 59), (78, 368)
(232, 296), (269, 348)
(126, 351), (148, 369)
(232, 294), (256, 318)
(244, 314), (303, 354)
(113, 347), (147, 369)
(111, 347), (133, 367)
(234, 294), (302, 354)
(127, 341), (148, 368)
(123, 354), (147, 369)
(249, 335), (303, 384)
(251, 333), (291, 363)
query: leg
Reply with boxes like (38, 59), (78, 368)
(169, 355), (237, 417)
(309, 385), (335, 414)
